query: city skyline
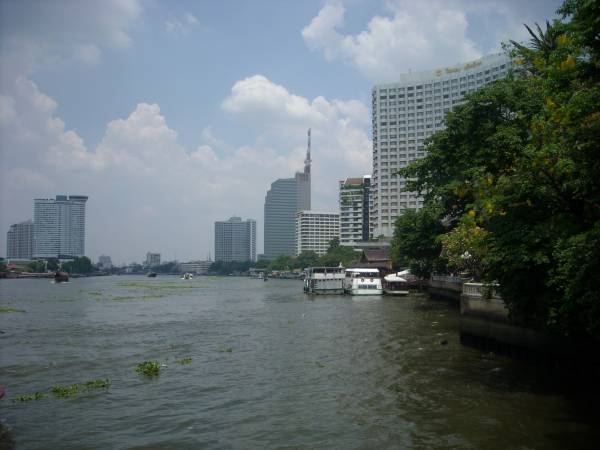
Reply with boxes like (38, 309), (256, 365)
(0, 0), (561, 264)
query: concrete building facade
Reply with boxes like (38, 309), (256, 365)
(295, 210), (340, 256)
(214, 216), (256, 262)
(339, 176), (372, 246)
(371, 53), (511, 237)
(264, 129), (312, 259)
(33, 195), (88, 259)
(6, 220), (34, 260)
(145, 252), (161, 267)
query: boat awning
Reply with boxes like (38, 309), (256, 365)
(384, 274), (407, 282)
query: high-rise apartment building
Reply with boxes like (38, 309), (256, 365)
(371, 53), (511, 237)
(264, 129), (312, 259)
(215, 216), (257, 262)
(33, 195), (88, 259)
(145, 252), (161, 267)
(6, 220), (34, 260)
(295, 211), (340, 256)
(339, 176), (371, 246)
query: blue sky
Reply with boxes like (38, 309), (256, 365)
(0, 0), (561, 264)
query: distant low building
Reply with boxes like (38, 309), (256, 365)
(145, 252), (161, 267)
(98, 255), (113, 270)
(179, 260), (212, 274)
(295, 210), (340, 256)
(7, 220), (33, 260)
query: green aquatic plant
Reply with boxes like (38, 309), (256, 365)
(13, 379), (109, 402)
(217, 346), (233, 353)
(12, 392), (45, 402)
(117, 281), (198, 290)
(0, 307), (25, 313)
(136, 361), (161, 377)
(110, 294), (164, 301)
(88, 291), (102, 296)
(176, 357), (192, 365)
(85, 379), (110, 389)
(51, 383), (80, 398)
(315, 361), (325, 368)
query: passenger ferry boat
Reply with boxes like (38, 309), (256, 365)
(304, 267), (345, 294)
(343, 268), (383, 295)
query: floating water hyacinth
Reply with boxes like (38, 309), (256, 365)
(176, 357), (192, 365)
(136, 361), (161, 376)
(13, 379), (109, 402)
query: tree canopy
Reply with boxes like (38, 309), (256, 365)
(391, 0), (600, 339)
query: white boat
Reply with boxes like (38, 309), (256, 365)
(383, 272), (410, 295)
(343, 268), (383, 295)
(181, 272), (193, 280)
(303, 267), (345, 294)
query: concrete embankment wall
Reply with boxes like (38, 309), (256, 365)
(429, 277), (600, 370)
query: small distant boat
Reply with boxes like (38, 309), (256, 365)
(54, 271), (69, 283)
(147, 272), (157, 278)
(181, 273), (193, 280)
(383, 272), (410, 296)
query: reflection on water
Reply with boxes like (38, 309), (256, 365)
(0, 276), (598, 449)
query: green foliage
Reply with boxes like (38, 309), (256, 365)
(327, 237), (340, 252)
(154, 261), (180, 274)
(46, 258), (59, 271)
(0, 260), (7, 273)
(50, 379), (109, 398)
(296, 251), (319, 269)
(62, 256), (92, 274)
(25, 260), (46, 273)
(316, 244), (359, 268)
(218, 346), (233, 353)
(176, 357), (192, 365)
(390, 206), (447, 279)
(393, 0), (600, 339)
(440, 220), (489, 280)
(209, 260), (255, 275)
(135, 361), (160, 377)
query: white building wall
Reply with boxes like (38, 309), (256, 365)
(295, 211), (340, 256)
(371, 53), (511, 237)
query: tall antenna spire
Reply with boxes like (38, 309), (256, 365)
(304, 128), (311, 175)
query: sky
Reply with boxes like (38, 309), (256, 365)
(0, 0), (562, 265)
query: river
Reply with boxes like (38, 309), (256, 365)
(0, 276), (598, 449)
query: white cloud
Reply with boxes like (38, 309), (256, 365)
(165, 12), (200, 34)
(302, 0), (480, 81)
(0, 0), (142, 74)
(0, 73), (371, 263)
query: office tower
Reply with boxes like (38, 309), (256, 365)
(145, 252), (161, 267)
(6, 220), (34, 259)
(214, 216), (257, 262)
(295, 211), (340, 256)
(339, 175), (372, 246)
(371, 53), (511, 237)
(33, 195), (88, 259)
(264, 129), (312, 259)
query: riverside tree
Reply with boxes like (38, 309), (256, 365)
(392, 0), (600, 339)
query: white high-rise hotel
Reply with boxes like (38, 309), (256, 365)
(33, 195), (88, 259)
(371, 53), (511, 237)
